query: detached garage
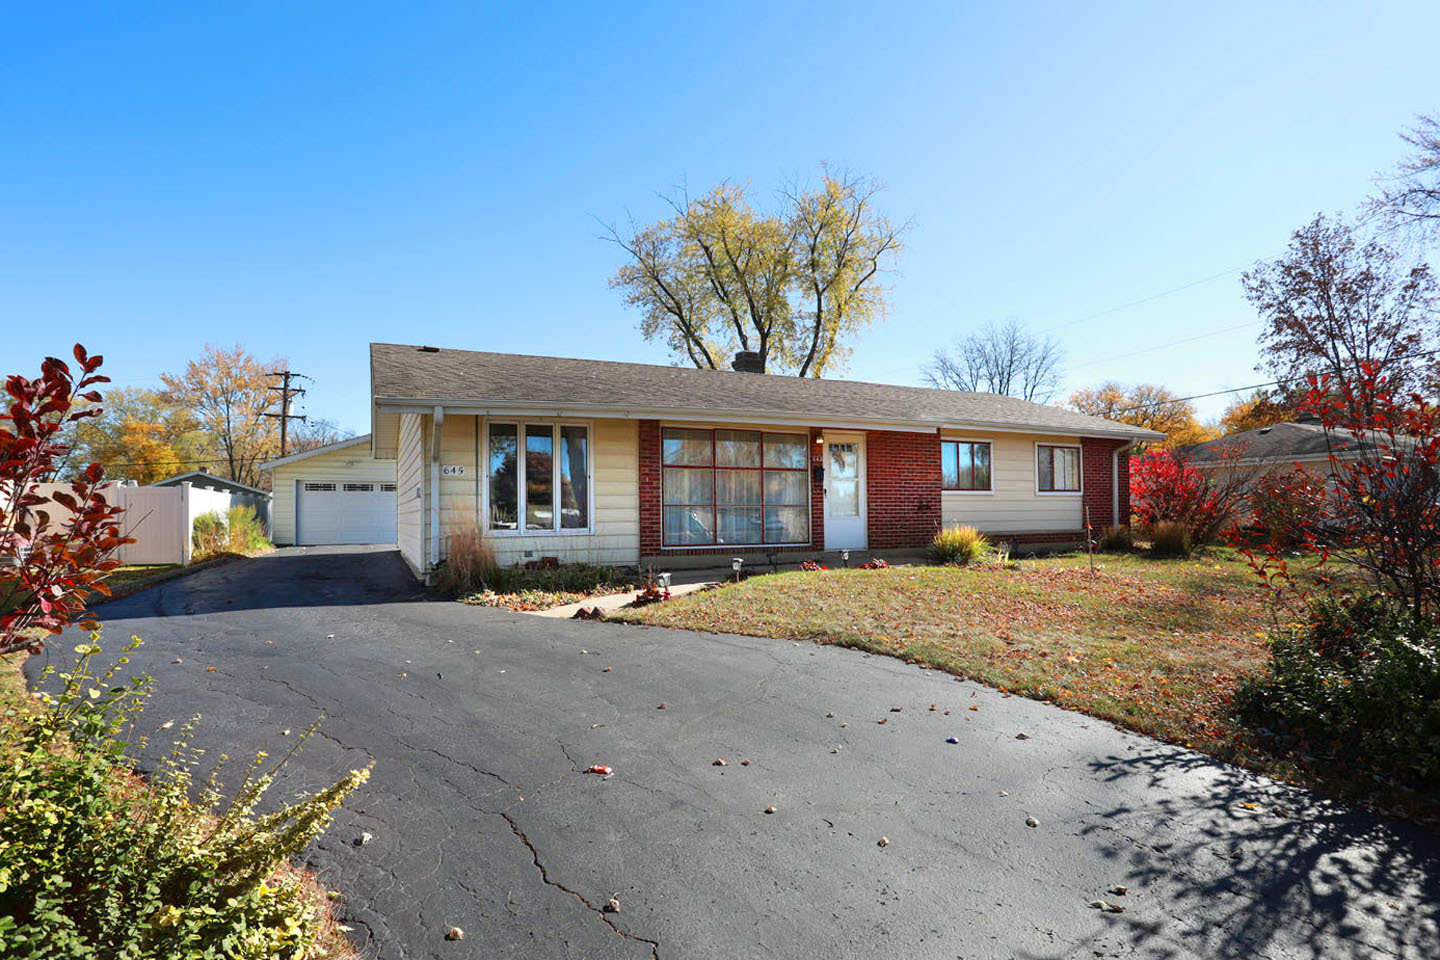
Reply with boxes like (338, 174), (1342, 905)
(260, 435), (398, 546)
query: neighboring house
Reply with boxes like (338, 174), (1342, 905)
(259, 435), (398, 546)
(150, 470), (272, 531)
(1176, 418), (1381, 483)
(367, 343), (1164, 580)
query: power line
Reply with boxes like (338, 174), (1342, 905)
(1042, 261), (1261, 333)
(1110, 346), (1440, 414)
(1069, 319), (1260, 370)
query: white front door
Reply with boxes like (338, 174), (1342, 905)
(823, 434), (867, 550)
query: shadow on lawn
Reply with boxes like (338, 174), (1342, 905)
(1038, 748), (1439, 960)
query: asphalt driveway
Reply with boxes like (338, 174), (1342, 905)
(32, 546), (1439, 959)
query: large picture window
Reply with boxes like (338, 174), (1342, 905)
(488, 422), (590, 533)
(1036, 443), (1081, 493)
(662, 428), (809, 546)
(941, 440), (992, 491)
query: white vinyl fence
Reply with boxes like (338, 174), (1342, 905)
(26, 480), (272, 566)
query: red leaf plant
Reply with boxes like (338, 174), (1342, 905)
(1, 345), (132, 656)
(1234, 362), (1440, 623)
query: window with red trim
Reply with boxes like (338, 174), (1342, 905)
(661, 428), (809, 546)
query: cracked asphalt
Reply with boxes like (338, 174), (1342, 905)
(31, 546), (1439, 959)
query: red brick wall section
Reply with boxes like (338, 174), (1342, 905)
(809, 427), (825, 549)
(865, 430), (942, 549)
(638, 419), (662, 557)
(1080, 437), (1131, 530)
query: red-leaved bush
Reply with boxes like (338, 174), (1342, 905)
(1239, 363), (1440, 621)
(1, 345), (131, 656)
(1130, 449), (1249, 551)
(1248, 466), (1326, 551)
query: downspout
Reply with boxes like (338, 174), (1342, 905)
(1112, 439), (1137, 528)
(430, 405), (445, 579)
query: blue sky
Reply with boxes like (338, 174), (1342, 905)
(4, 2), (1438, 435)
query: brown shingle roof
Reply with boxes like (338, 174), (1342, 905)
(370, 343), (1164, 440)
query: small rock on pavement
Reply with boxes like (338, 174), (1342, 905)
(446, 926), (465, 940)
(1025, 816), (1039, 828)
(765, 805), (776, 814)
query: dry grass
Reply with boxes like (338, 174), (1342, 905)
(618, 549), (1342, 777)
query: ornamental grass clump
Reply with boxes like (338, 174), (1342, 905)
(929, 525), (990, 565)
(0, 637), (370, 957)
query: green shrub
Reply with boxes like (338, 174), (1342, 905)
(1098, 525), (1133, 552)
(226, 505), (270, 553)
(192, 511), (227, 558)
(929, 525), (990, 565)
(0, 638), (369, 956)
(1148, 520), (1192, 558)
(192, 507), (273, 562)
(484, 562), (633, 596)
(1237, 594), (1440, 786)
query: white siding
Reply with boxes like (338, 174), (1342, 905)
(269, 444), (397, 546)
(940, 431), (1084, 534)
(397, 413), (425, 575)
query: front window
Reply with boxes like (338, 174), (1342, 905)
(488, 422), (590, 532)
(941, 440), (992, 491)
(1037, 444), (1081, 493)
(662, 428), (809, 546)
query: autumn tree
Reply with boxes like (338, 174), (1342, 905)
(1068, 381), (1216, 448)
(607, 169), (904, 376)
(160, 344), (283, 488)
(923, 319), (1064, 403)
(1367, 113), (1440, 242)
(1241, 214), (1438, 405)
(64, 387), (206, 483)
(1219, 389), (1296, 435)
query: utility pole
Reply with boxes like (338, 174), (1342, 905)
(263, 370), (310, 458)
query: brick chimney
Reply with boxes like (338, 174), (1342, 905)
(731, 351), (765, 373)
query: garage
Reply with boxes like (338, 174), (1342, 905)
(258, 434), (399, 546)
(296, 479), (397, 545)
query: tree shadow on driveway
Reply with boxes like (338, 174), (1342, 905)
(1040, 747), (1439, 960)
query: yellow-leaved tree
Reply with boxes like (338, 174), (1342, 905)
(1068, 382), (1218, 449)
(160, 344), (284, 488)
(607, 168), (905, 377)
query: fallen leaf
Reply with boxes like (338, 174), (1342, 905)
(604, 897), (620, 913)
(1025, 816), (1039, 828)
(446, 926), (465, 941)
(587, 764), (613, 776)
(945, 736), (959, 744)
(713, 758), (727, 766)
(968, 705), (980, 711)
(877, 836), (889, 847)
(764, 805), (776, 814)
(1108, 885), (1128, 896)
(1016, 732), (1031, 740)
(206, 666), (216, 673)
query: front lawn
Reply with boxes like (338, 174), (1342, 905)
(618, 550), (1361, 793)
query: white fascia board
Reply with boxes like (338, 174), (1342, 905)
(374, 397), (1156, 439)
(259, 434), (373, 470)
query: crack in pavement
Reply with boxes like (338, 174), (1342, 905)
(499, 811), (662, 960)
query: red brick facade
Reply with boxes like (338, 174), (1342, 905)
(636, 422), (1128, 560)
(864, 430), (943, 549)
(1079, 437), (1131, 531)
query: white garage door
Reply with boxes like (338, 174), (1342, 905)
(296, 480), (397, 545)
